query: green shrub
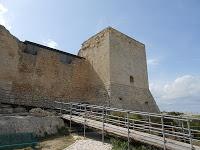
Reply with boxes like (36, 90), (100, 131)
(110, 112), (143, 120)
(129, 114), (143, 120)
(111, 138), (128, 150)
(110, 138), (160, 150)
(166, 112), (184, 116)
(111, 111), (126, 118)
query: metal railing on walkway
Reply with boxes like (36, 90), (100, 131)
(54, 101), (200, 150)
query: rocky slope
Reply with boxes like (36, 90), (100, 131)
(0, 108), (65, 137)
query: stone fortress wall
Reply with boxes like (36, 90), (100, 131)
(78, 27), (159, 112)
(0, 25), (159, 113)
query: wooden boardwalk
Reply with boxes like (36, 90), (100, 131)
(54, 102), (200, 150)
(62, 114), (200, 150)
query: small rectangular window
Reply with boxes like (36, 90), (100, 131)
(119, 97), (123, 101)
(60, 55), (74, 64)
(130, 76), (134, 83)
(24, 44), (37, 55)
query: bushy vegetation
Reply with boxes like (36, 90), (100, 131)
(165, 111), (184, 116)
(111, 138), (128, 150)
(110, 111), (143, 120)
(165, 112), (200, 140)
(110, 138), (160, 150)
(193, 115), (200, 119)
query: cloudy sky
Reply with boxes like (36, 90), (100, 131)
(0, 0), (200, 113)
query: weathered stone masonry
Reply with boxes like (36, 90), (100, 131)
(0, 25), (159, 113)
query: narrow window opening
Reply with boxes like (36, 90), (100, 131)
(119, 97), (122, 101)
(130, 76), (134, 83)
(60, 55), (74, 64)
(24, 45), (37, 55)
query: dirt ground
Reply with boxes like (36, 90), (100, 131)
(16, 135), (75, 150)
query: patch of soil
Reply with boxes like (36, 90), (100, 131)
(16, 135), (75, 150)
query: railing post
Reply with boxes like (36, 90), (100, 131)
(70, 103), (72, 132)
(102, 106), (105, 143)
(187, 117), (193, 150)
(127, 111), (130, 150)
(60, 103), (62, 114)
(84, 104), (87, 138)
(161, 115), (166, 150)
(179, 116), (184, 142)
(105, 107), (107, 124)
(132, 114), (135, 130)
(148, 113), (151, 134)
(78, 105), (81, 117)
(181, 116), (186, 142)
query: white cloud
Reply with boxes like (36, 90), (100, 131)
(147, 58), (159, 66)
(162, 75), (200, 100)
(0, 3), (11, 29)
(150, 75), (200, 113)
(43, 39), (58, 49)
(151, 75), (200, 101)
(0, 3), (8, 14)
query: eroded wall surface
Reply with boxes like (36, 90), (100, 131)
(78, 29), (111, 106)
(108, 28), (159, 112)
(0, 25), (20, 89)
(0, 25), (159, 112)
(0, 25), (108, 107)
(14, 43), (90, 107)
(79, 27), (159, 112)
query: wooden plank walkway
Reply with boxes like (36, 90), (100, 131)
(62, 114), (200, 150)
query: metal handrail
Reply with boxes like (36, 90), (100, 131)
(54, 101), (200, 121)
(54, 101), (200, 150)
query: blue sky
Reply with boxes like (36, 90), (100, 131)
(0, 0), (200, 113)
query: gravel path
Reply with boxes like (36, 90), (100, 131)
(64, 139), (112, 150)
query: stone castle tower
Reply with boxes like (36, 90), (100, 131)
(0, 25), (159, 113)
(79, 27), (159, 112)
